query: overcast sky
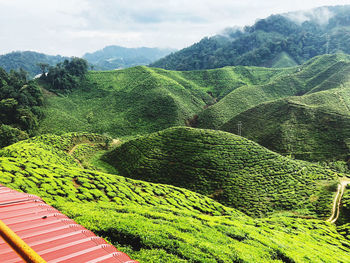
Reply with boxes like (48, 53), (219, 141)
(0, 0), (349, 56)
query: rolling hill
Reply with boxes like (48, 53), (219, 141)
(38, 54), (350, 163)
(196, 54), (350, 130)
(38, 64), (291, 137)
(221, 88), (350, 161)
(103, 126), (339, 217)
(150, 5), (350, 70)
(0, 132), (349, 262)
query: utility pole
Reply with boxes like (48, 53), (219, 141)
(237, 121), (242, 136)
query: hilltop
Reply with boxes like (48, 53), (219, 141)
(221, 89), (350, 161)
(150, 5), (350, 70)
(195, 54), (350, 160)
(38, 64), (292, 137)
(37, 54), (350, 162)
(38, 66), (214, 137)
(103, 126), (339, 217)
(0, 132), (349, 262)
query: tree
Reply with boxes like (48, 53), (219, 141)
(37, 63), (49, 77)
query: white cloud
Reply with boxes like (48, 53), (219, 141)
(0, 0), (349, 56)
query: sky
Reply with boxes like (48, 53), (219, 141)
(0, 0), (349, 56)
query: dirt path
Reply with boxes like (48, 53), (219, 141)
(327, 178), (350, 223)
(68, 144), (84, 169)
(67, 138), (120, 169)
(68, 144), (80, 155)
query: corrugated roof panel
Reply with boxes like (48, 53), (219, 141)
(0, 185), (138, 263)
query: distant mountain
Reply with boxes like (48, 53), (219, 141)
(83, 45), (176, 70)
(150, 5), (350, 70)
(0, 51), (68, 78)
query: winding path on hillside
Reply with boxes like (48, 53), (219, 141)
(327, 178), (350, 223)
(67, 139), (121, 169)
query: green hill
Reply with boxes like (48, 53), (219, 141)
(150, 5), (350, 71)
(221, 87), (350, 161)
(103, 126), (339, 217)
(197, 54), (350, 130)
(0, 132), (350, 262)
(38, 54), (350, 163)
(38, 65), (291, 137)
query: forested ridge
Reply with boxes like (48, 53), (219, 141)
(151, 6), (350, 70)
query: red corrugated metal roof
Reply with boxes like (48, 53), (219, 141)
(0, 185), (138, 263)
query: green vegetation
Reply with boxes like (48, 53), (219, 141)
(221, 89), (350, 161)
(0, 132), (350, 262)
(104, 127), (339, 217)
(0, 67), (43, 147)
(42, 57), (88, 92)
(197, 54), (350, 130)
(38, 54), (350, 163)
(0, 51), (68, 78)
(38, 66), (215, 137)
(38, 64), (293, 137)
(150, 6), (350, 70)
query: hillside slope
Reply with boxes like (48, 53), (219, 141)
(38, 65), (292, 137)
(197, 54), (350, 130)
(150, 5), (350, 70)
(1, 132), (350, 262)
(104, 127), (339, 217)
(221, 87), (350, 161)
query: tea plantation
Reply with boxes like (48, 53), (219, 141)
(37, 54), (350, 165)
(0, 133), (350, 262)
(104, 127), (340, 217)
(197, 54), (350, 130)
(221, 87), (350, 161)
(38, 64), (292, 138)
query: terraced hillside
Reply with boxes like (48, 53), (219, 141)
(38, 65), (292, 137)
(221, 87), (350, 161)
(104, 127), (339, 217)
(1, 132), (350, 262)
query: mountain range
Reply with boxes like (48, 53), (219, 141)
(151, 5), (350, 70)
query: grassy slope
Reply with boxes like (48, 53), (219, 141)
(0, 133), (350, 262)
(197, 54), (350, 130)
(39, 66), (213, 137)
(269, 51), (298, 68)
(38, 65), (292, 137)
(104, 127), (340, 217)
(221, 87), (350, 161)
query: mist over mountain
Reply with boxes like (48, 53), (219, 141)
(150, 5), (350, 70)
(83, 45), (176, 70)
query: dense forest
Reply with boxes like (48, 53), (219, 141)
(150, 6), (350, 70)
(0, 51), (68, 78)
(0, 67), (43, 147)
